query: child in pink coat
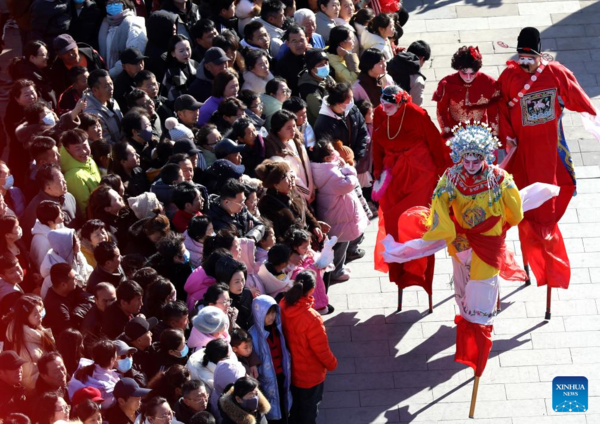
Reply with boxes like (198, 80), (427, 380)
(310, 139), (369, 281)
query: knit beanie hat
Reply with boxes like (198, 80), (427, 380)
(333, 140), (354, 166)
(192, 306), (227, 335)
(165, 117), (194, 142)
(254, 159), (290, 189)
(127, 192), (162, 220)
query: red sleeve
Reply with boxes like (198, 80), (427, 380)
(421, 107), (452, 175)
(433, 79), (452, 136)
(372, 106), (386, 180)
(549, 62), (596, 116)
(497, 64), (518, 143)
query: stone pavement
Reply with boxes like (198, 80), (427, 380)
(320, 1), (600, 422)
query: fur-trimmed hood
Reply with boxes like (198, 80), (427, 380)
(219, 387), (271, 424)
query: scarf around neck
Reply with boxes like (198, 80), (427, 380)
(106, 9), (133, 27)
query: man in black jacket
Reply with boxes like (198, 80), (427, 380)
(275, 25), (308, 97)
(43, 263), (93, 337)
(86, 241), (127, 293)
(207, 178), (265, 242)
(82, 282), (117, 351)
(103, 280), (144, 339)
(188, 47), (230, 102)
(114, 48), (148, 113)
(0, 351), (27, 420)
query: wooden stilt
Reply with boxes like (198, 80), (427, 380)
(428, 292), (433, 313)
(524, 264), (531, 286)
(469, 375), (480, 418)
(397, 287), (403, 312)
(545, 285), (552, 320)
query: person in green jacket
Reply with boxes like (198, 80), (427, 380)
(59, 129), (101, 215)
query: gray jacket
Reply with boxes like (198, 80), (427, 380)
(84, 93), (123, 144)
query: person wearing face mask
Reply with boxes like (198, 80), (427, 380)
(297, 49), (336, 125)
(146, 328), (190, 379)
(0, 161), (25, 219)
(497, 27), (597, 297)
(98, 0), (147, 79)
(219, 376), (270, 424)
(432, 46), (500, 140)
(372, 85), (450, 307)
(113, 340), (147, 386)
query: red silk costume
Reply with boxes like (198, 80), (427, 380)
(498, 60), (596, 289)
(373, 100), (451, 293)
(433, 72), (500, 139)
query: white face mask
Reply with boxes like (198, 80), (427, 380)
(381, 101), (399, 116)
(42, 113), (56, 126)
(343, 99), (354, 116)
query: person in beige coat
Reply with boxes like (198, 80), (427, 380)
(5, 295), (55, 392)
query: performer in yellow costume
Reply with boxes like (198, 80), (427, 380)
(423, 122), (526, 324)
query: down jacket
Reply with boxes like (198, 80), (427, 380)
(279, 295), (337, 389)
(248, 295), (292, 420)
(310, 161), (369, 242)
(60, 145), (102, 214)
(313, 99), (369, 161)
(219, 386), (270, 424)
(184, 267), (217, 310)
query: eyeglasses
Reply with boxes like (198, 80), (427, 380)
(56, 404), (71, 414)
(282, 89), (292, 96)
(153, 411), (173, 421)
(251, 102), (264, 110)
(217, 300), (232, 306)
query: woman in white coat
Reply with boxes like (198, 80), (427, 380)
(360, 13), (395, 61)
(98, 0), (148, 78)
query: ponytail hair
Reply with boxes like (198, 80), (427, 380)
(202, 338), (229, 367)
(283, 270), (316, 306)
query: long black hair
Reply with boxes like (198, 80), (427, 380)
(283, 270), (316, 306)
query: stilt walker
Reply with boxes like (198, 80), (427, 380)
(497, 27), (598, 318)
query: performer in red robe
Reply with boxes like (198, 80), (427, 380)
(497, 27), (597, 290)
(372, 85), (450, 304)
(433, 46), (500, 140)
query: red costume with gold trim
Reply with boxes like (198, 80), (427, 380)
(433, 72), (500, 139)
(373, 98), (451, 293)
(498, 60), (596, 289)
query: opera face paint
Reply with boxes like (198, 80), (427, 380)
(463, 154), (484, 175)
(518, 55), (538, 73)
(381, 101), (399, 116)
(459, 68), (477, 84)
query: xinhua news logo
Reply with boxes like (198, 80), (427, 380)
(552, 377), (588, 413)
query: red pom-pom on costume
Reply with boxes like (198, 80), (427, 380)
(379, 0), (401, 13)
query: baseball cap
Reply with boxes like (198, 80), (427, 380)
(53, 34), (77, 56)
(209, 159), (244, 181)
(122, 316), (158, 342)
(114, 339), (138, 356)
(205, 47), (231, 65)
(214, 138), (245, 159)
(114, 377), (152, 400)
(120, 48), (149, 65)
(305, 48), (329, 70)
(174, 94), (203, 112)
(174, 139), (201, 155)
(71, 387), (104, 406)
(0, 350), (27, 370)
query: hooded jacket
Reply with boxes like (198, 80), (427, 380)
(30, 220), (53, 272)
(388, 51), (427, 106)
(98, 12), (147, 78)
(145, 10), (178, 84)
(279, 295), (337, 388)
(21, 190), (79, 245)
(60, 145), (102, 214)
(207, 195), (266, 242)
(40, 228), (93, 298)
(161, 0), (200, 40)
(219, 386), (270, 424)
(248, 295), (292, 420)
(310, 161), (369, 242)
(313, 99), (369, 161)
(360, 29), (393, 61)
(184, 267), (217, 310)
